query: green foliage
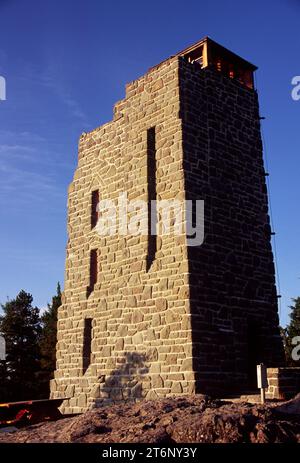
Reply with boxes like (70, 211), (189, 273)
(0, 285), (61, 402)
(0, 360), (8, 401)
(0, 290), (41, 401)
(282, 297), (300, 366)
(287, 297), (300, 338)
(39, 283), (61, 387)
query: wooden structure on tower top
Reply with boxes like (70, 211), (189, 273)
(176, 36), (257, 89)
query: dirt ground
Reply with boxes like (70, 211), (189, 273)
(1, 394), (300, 443)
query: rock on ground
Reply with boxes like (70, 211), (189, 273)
(1, 394), (300, 443)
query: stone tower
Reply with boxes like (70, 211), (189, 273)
(51, 38), (284, 413)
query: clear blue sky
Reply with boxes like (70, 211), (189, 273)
(0, 0), (299, 325)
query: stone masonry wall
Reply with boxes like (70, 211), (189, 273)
(51, 57), (195, 414)
(51, 52), (285, 413)
(179, 59), (284, 394)
(267, 368), (300, 400)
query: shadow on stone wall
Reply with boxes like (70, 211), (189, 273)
(96, 352), (149, 403)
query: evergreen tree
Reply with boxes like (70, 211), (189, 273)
(0, 360), (9, 402)
(39, 283), (61, 394)
(0, 290), (41, 401)
(284, 297), (300, 366)
(279, 326), (289, 365)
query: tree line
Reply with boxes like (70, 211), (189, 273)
(281, 297), (300, 365)
(0, 284), (61, 403)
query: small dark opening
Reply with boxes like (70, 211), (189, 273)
(210, 49), (254, 89)
(91, 190), (99, 229)
(186, 45), (204, 67)
(83, 318), (92, 374)
(146, 127), (157, 272)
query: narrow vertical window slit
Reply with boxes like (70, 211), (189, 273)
(91, 190), (99, 229)
(146, 127), (157, 271)
(87, 249), (98, 297)
(82, 318), (92, 374)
